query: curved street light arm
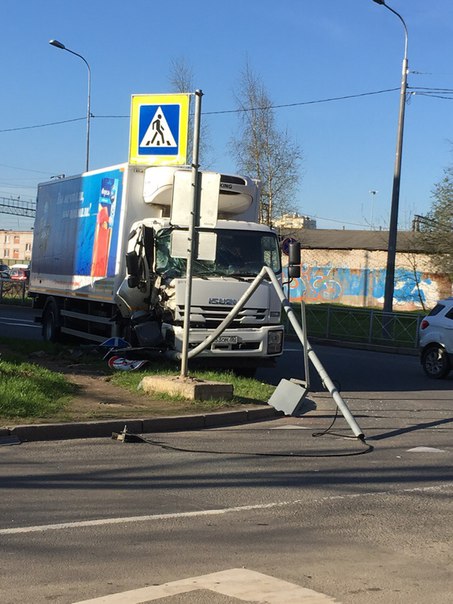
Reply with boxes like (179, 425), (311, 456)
(49, 40), (91, 172)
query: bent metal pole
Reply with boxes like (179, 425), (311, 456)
(183, 265), (365, 440)
(266, 268), (364, 440)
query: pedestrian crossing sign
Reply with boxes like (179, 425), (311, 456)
(129, 93), (190, 166)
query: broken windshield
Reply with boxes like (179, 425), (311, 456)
(155, 228), (281, 279)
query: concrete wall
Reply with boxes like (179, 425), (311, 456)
(284, 248), (452, 311)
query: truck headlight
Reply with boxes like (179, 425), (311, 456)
(267, 329), (283, 354)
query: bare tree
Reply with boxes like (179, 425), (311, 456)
(230, 63), (302, 225)
(169, 57), (212, 167)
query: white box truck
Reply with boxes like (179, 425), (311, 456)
(29, 163), (284, 371)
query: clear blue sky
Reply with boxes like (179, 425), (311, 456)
(1, 0), (453, 231)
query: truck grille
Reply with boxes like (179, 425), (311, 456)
(176, 305), (267, 328)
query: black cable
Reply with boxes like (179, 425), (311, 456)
(120, 430), (373, 457)
(312, 406), (340, 438)
(0, 87), (400, 133)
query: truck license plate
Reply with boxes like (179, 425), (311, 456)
(215, 335), (238, 344)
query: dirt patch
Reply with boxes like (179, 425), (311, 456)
(1, 347), (245, 426)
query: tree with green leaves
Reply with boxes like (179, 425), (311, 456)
(230, 63), (302, 226)
(419, 164), (453, 280)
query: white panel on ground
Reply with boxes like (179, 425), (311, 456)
(268, 378), (309, 416)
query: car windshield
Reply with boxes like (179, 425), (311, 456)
(155, 228), (281, 279)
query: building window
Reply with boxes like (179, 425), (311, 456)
(25, 243), (32, 251)
(4, 235), (10, 244)
(4, 248), (9, 257)
(13, 249), (19, 259)
(14, 235), (20, 244)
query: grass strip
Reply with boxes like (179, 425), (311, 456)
(110, 363), (275, 406)
(0, 358), (75, 419)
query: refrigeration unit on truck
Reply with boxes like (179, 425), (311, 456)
(29, 163), (284, 369)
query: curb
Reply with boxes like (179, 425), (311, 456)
(4, 406), (282, 443)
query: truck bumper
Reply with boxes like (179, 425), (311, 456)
(171, 325), (284, 358)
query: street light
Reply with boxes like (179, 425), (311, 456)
(372, 0), (408, 313)
(49, 39), (91, 172)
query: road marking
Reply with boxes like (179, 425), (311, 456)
(73, 568), (340, 603)
(0, 316), (39, 328)
(1, 483), (452, 536)
(407, 446), (446, 453)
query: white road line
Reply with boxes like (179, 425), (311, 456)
(1, 483), (452, 536)
(73, 568), (340, 603)
(0, 317), (39, 328)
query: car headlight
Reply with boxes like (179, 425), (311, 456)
(267, 329), (283, 354)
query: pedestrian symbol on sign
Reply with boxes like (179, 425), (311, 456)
(140, 106), (177, 148)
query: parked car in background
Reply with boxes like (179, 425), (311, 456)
(419, 298), (453, 378)
(0, 264), (11, 279)
(10, 266), (30, 281)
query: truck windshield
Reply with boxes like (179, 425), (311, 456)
(155, 229), (282, 279)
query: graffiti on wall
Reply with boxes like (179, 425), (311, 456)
(284, 264), (435, 309)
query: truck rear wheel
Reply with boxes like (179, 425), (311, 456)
(42, 300), (61, 342)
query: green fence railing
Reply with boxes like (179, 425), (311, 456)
(285, 303), (423, 349)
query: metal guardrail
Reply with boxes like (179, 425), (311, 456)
(286, 304), (423, 349)
(0, 279), (29, 303)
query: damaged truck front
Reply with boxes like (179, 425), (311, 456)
(29, 163), (284, 371)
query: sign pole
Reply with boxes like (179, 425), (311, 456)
(180, 90), (203, 378)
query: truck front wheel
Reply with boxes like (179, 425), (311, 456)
(42, 300), (61, 342)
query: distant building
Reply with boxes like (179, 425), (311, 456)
(279, 228), (451, 311)
(0, 230), (33, 265)
(274, 213), (316, 229)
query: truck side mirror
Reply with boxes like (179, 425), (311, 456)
(126, 251), (140, 288)
(288, 241), (301, 278)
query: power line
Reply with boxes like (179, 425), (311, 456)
(0, 163), (50, 175)
(0, 117), (86, 133)
(2, 85), (453, 135)
(200, 87), (401, 115)
(0, 87), (400, 133)
(308, 214), (377, 229)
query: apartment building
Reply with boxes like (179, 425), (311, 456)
(0, 230), (33, 265)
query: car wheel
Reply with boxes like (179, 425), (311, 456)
(421, 345), (450, 379)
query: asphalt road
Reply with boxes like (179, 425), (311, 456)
(257, 340), (453, 393)
(1, 399), (452, 604)
(0, 303), (41, 339)
(1, 303), (452, 603)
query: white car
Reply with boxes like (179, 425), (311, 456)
(419, 297), (453, 378)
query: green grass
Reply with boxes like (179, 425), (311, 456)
(0, 337), (275, 421)
(0, 338), (80, 420)
(0, 358), (76, 420)
(110, 362), (275, 405)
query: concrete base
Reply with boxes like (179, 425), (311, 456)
(138, 375), (233, 401)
